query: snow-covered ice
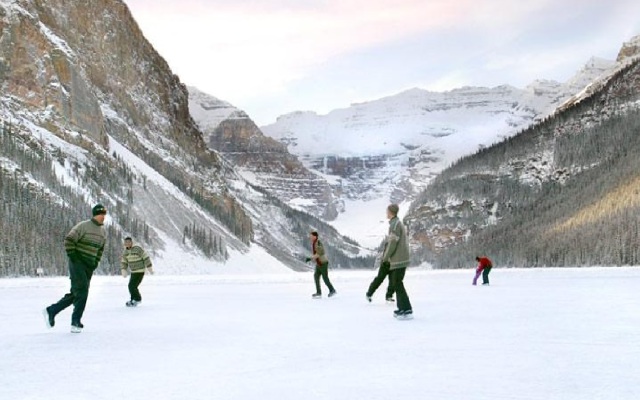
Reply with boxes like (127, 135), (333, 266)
(1, 267), (639, 400)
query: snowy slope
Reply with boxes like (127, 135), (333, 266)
(106, 135), (290, 273)
(2, 267), (639, 399)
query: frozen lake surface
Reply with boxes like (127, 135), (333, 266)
(1, 267), (638, 400)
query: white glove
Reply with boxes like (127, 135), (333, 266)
(147, 267), (154, 275)
(121, 269), (128, 278)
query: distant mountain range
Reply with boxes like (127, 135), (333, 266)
(200, 45), (626, 247)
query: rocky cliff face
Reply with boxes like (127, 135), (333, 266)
(190, 88), (339, 220)
(2, 0), (216, 157)
(0, 0), (253, 269)
(0, 0), (368, 274)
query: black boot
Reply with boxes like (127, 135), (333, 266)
(43, 307), (55, 328)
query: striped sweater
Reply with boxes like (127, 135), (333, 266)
(121, 245), (152, 273)
(64, 218), (107, 268)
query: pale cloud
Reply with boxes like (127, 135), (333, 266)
(126, 1), (555, 94)
(124, 0), (640, 124)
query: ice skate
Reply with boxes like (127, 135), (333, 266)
(43, 307), (55, 328)
(395, 310), (413, 320)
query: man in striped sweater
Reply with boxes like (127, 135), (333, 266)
(43, 203), (107, 333)
(120, 237), (154, 307)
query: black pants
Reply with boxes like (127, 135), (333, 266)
(314, 262), (335, 294)
(49, 258), (94, 325)
(482, 267), (492, 284)
(366, 262), (394, 298)
(389, 267), (411, 312)
(128, 272), (145, 301)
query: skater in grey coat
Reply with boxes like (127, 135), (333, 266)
(382, 204), (413, 320)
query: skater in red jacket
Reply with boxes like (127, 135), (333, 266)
(473, 256), (493, 286)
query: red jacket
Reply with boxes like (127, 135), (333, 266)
(477, 257), (492, 272)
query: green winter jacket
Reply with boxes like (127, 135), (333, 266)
(121, 245), (152, 273)
(64, 218), (107, 269)
(382, 217), (410, 270)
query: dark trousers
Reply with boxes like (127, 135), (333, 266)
(49, 258), (94, 324)
(366, 262), (394, 298)
(128, 272), (145, 301)
(389, 267), (412, 312)
(314, 262), (335, 294)
(482, 267), (492, 284)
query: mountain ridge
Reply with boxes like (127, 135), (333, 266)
(257, 46), (627, 246)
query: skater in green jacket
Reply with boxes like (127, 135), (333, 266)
(121, 237), (154, 307)
(43, 204), (107, 333)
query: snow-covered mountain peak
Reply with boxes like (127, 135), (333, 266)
(584, 56), (615, 68)
(617, 34), (640, 62)
(262, 83), (562, 159)
(188, 86), (248, 132)
(565, 57), (616, 90)
(274, 110), (319, 123)
(557, 37), (638, 113)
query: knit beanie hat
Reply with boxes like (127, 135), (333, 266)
(92, 203), (107, 216)
(387, 204), (399, 216)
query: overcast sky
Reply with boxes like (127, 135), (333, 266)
(124, 0), (640, 125)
